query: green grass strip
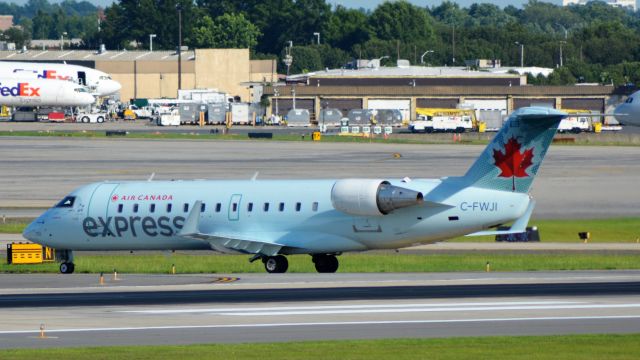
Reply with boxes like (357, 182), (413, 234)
(1, 130), (638, 146)
(4, 217), (640, 240)
(450, 217), (640, 243)
(2, 334), (640, 359)
(3, 252), (640, 274)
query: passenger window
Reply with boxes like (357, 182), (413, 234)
(55, 196), (75, 208)
(150, 204), (155, 213)
(133, 204), (139, 213)
(279, 202), (285, 212)
(117, 204), (123, 213)
(183, 203), (189, 213)
(248, 203), (253, 212)
(232, 203), (238, 212)
(215, 203), (221, 212)
(201, 203), (206, 212)
(296, 202), (301, 212)
(264, 203), (270, 212)
(167, 203), (172, 213)
(312, 202), (319, 212)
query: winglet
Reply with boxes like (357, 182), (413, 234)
(178, 200), (202, 236)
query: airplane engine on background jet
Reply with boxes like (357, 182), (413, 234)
(331, 179), (424, 216)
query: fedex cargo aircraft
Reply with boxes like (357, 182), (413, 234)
(24, 108), (566, 274)
(0, 61), (121, 96)
(0, 78), (94, 106)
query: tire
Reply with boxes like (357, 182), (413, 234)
(313, 254), (339, 273)
(264, 255), (288, 273)
(572, 127), (581, 134)
(81, 116), (89, 123)
(425, 127), (434, 134)
(60, 262), (75, 274)
(97, 116), (104, 123)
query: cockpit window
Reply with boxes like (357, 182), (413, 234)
(626, 97), (634, 103)
(99, 75), (112, 80)
(74, 87), (88, 93)
(55, 196), (76, 208)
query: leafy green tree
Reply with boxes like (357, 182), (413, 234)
(369, 1), (435, 44)
(190, 13), (261, 49)
(324, 5), (371, 51)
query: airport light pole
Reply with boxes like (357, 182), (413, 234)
(421, 50), (434, 65)
(515, 42), (524, 68)
(559, 40), (566, 67)
(149, 34), (156, 52)
(176, 3), (183, 91)
(313, 32), (320, 45)
(60, 32), (67, 50)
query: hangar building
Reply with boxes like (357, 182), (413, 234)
(0, 48), (277, 102)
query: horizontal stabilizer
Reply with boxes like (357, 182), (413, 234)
(466, 200), (535, 237)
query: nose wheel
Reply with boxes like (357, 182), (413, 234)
(59, 262), (75, 274)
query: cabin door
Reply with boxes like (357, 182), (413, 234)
(228, 194), (242, 221)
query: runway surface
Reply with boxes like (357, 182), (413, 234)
(1, 137), (639, 218)
(1, 271), (640, 348)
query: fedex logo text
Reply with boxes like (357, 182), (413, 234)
(0, 82), (41, 97)
(38, 70), (72, 81)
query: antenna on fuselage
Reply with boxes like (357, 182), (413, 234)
(251, 172), (259, 181)
(147, 172), (155, 181)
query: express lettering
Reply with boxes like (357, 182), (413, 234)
(460, 202), (498, 212)
(83, 216), (185, 238)
(0, 82), (41, 97)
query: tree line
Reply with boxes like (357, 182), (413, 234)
(2, 0), (640, 86)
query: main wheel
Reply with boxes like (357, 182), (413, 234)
(60, 262), (75, 274)
(313, 254), (339, 273)
(264, 255), (288, 273)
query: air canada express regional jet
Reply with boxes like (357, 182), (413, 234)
(24, 107), (566, 274)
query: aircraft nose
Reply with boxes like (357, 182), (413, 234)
(100, 80), (121, 96)
(22, 219), (44, 243)
(614, 104), (629, 122)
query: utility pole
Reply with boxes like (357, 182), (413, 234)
(452, 25), (456, 65)
(176, 3), (183, 91)
(515, 42), (524, 68)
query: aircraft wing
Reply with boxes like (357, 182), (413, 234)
(177, 201), (286, 255)
(177, 200), (366, 255)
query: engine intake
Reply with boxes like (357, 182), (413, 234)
(331, 179), (424, 216)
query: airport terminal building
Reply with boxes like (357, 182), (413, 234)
(266, 61), (625, 123)
(0, 48), (627, 123)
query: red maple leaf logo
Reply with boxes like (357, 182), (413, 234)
(493, 137), (534, 178)
(111, 195), (119, 202)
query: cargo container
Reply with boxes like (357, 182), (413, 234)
(286, 108), (310, 126)
(231, 103), (250, 124)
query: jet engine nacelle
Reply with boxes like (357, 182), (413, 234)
(331, 179), (424, 216)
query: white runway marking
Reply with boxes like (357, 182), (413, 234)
(2, 315), (640, 335)
(120, 301), (640, 317)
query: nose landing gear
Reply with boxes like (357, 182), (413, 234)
(56, 249), (75, 274)
(59, 262), (75, 274)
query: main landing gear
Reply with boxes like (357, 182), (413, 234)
(256, 254), (340, 274)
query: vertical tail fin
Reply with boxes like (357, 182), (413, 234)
(461, 107), (566, 193)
